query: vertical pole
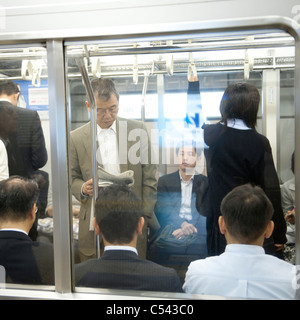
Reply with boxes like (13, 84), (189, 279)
(157, 74), (166, 176)
(75, 57), (100, 257)
(262, 69), (280, 170)
(47, 40), (73, 293)
(294, 34), (300, 299)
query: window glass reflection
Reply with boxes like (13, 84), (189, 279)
(66, 32), (296, 298)
(0, 47), (55, 286)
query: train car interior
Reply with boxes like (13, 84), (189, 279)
(0, 11), (299, 300)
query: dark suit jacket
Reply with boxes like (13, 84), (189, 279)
(3, 102), (48, 239)
(75, 249), (183, 292)
(4, 102), (48, 177)
(0, 231), (54, 285)
(154, 170), (209, 230)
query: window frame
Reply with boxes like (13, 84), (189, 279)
(0, 16), (299, 299)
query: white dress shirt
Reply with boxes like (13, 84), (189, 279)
(0, 139), (9, 181)
(96, 121), (120, 175)
(0, 98), (11, 103)
(183, 244), (297, 299)
(0, 228), (28, 235)
(104, 245), (138, 255)
(221, 118), (252, 130)
(179, 171), (194, 221)
(81, 121), (120, 198)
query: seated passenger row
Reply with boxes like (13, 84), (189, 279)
(0, 176), (297, 299)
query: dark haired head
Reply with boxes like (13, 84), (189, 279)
(0, 80), (20, 96)
(176, 140), (199, 156)
(0, 176), (39, 222)
(94, 184), (142, 244)
(220, 184), (273, 243)
(91, 78), (119, 102)
(220, 82), (260, 130)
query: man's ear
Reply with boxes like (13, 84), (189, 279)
(30, 203), (37, 224)
(218, 216), (226, 235)
(92, 217), (101, 235)
(264, 220), (274, 239)
(85, 100), (91, 112)
(13, 93), (20, 106)
(137, 217), (144, 235)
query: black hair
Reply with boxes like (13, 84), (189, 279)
(220, 184), (273, 243)
(175, 140), (200, 157)
(95, 184), (142, 244)
(220, 82), (260, 130)
(0, 80), (20, 96)
(0, 176), (39, 222)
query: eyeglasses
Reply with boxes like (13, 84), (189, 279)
(96, 106), (118, 115)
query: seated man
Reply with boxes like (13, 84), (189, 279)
(75, 184), (183, 293)
(183, 184), (297, 299)
(0, 176), (54, 285)
(148, 141), (208, 264)
(281, 152), (296, 264)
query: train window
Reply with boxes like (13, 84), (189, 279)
(64, 30), (296, 296)
(111, 90), (224, 121)
(116, 90), (223, 120)
(0, 27), (296, 298)
(0, 45), (55, 290)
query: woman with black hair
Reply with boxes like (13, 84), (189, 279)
(202, 82), (286, 257)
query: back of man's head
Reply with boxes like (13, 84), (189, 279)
(220, 184), (274, 243)
(95, 184), (142, 244)
(0, 176), (39, 223)
(0, 80), (19, 97)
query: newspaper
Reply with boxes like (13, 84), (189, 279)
(98, 166), (134, 187)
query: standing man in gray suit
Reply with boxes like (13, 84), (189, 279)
(70, 78), (158, 261)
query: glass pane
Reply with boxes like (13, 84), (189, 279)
(65, 31), (296, 298)
(0, 45), (55, 287)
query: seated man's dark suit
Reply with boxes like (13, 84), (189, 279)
(154, 170), (208, 231)
(75, 249), (183, 292)
(0, 230), (54, 285)
(148, 171), (208, 265)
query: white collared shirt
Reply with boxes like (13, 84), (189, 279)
(104, 245), (138, 255)
(183, 244), (297, 299)
(221, 118), (252, 130)
(96, 121), (120, 175)
(0, 139), (9, 181)
(0, 228), (28, 235)
(0, 98), (11, 103)
(179, 171), (195, 221)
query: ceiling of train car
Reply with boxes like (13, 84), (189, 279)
(0, 32), (295, 81)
